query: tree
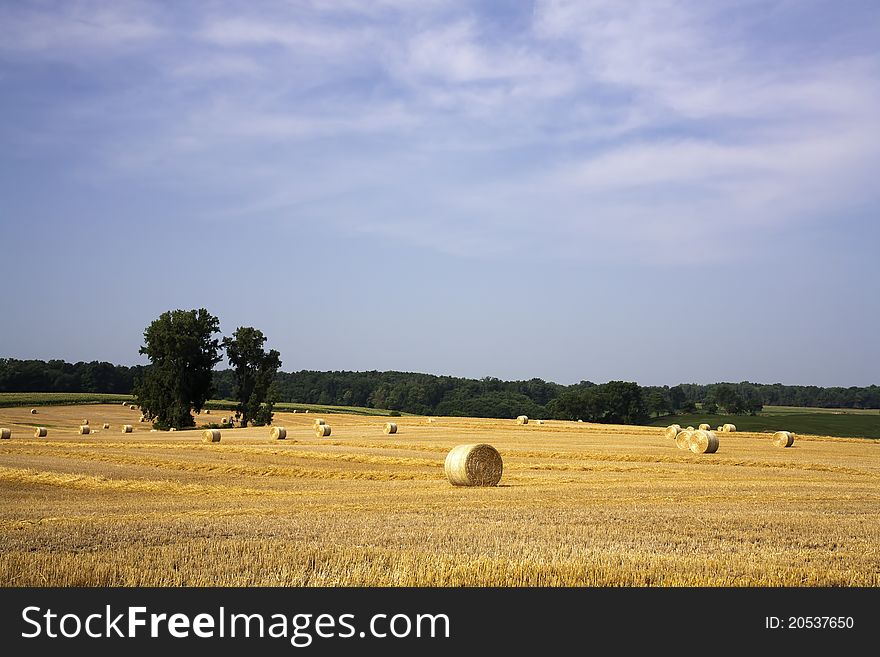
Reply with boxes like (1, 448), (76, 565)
(223, 326), (282, 427)
(134, 309), (221, 429)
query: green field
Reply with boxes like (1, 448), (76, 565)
(648, 405), (880, 439)
(0, 392), (135, 408)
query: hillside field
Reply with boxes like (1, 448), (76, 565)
(1, 403), (878, 586)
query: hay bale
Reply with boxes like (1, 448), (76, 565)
(34, 427), (47, 437)
(315, 424), (331, 437)
(313, 418), (326, 426)
(103, 423), (110, 429)
(723, 423), (737, 432)
(515, 415), (529, 425)
(30, 409), (37, 414)
(577, 419), (584, 423)
(270, 426), (287, 440)
(139, 414), (146, 422)
(383, 422), (398, 434)
(686, 426), (694, 431)
(82, 419), (89, 425)
(221, 417), (229, 424)
(304, 410), (309, 414)
(674, 430), (694, 450)
(698, 423), (711, 431)
(689, 430), (719, 454)
(716, 425), (723, 432)
(122, 425), (133, 433)
(78, 425), (90, 435)
(664, 424), (682, 440)
(169, 428), (176, 432)
(444, 444), (503, 487)
(0, 428), (11, 440)
(773, 431), (795, 448)
(204, 410), (210, 415)
(203, 429), (221, 443)
(123, 402), (129, 407)
(150, 429), (158, 433)
(427, 417), (435, 423)
(536, 419), (545, 425)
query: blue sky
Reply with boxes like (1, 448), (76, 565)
(1, 0), (879, 386)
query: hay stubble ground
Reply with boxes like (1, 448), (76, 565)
(1, 405), (878, 586)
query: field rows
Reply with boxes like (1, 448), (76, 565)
(1, 405), (878, 586)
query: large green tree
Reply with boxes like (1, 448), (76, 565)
(223, 327), (281, 427)
(134, 309), (221, 429)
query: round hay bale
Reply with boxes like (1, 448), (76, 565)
(1, 428), (11, 440)
(674, 430), (694, 450)
(313, 418), (326, 426)
(103, 423), (110, 429)
(169, 428), (177, 432)
(515, 415), (529, 425)
(664, 424), (682, 440)
(689, 430), (719, 454)
(82, 419), (89, 425)
(139, 414), (146, 422)
(304, 410), (309, 414)
(203, 429), (221, 443)
(773, 431), (795, 448)
(30, 409), (37, 414)
(698, 423), (711, 431)
(577, 419), (584, 423)
(315, 424), (331, 437)
(723, 423), (737, 432)
(427, 417), (435, 423)
(292, 410), (297, 414)
(150, 429), (158, 433)
(270, 426), (287, 440)
(34, 427), (47, 437)
(536, 419), (545, 425)
(444, 444), (503, 487)
(121, 425), (133, 433)
(78, 425), (90, 435)
(383, 422), (398, 434)
(716, 425), (723, 432)
(221, 417), (228, 424)
(686, 426), (694, 431)
(122, 402), (129, 407)
(204, 410), (210, 415)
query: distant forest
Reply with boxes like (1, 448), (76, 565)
(2, 358), (878, 423)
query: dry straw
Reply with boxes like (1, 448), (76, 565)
(773, 431), (795, 448)
(203, 429), (221, 443)
(1, 428), (11, 440)
(315, 424), (332, 437)
(270, 426), (287, 440)
(516, 415), (529, 425)
(664, 424), (682, 440)
(723, 423), (737, 432)
(689, 430), (719, 454)
(121, 425), (133, 433)
(79, 425), (90, 435)
(103, 423), (110, 429)
(34, 427), (47, 437)
(444, 444), (503, 487)
(674, 430), (694, 450)
(698, 423), (711, 431)
(383, 422), (398, 434)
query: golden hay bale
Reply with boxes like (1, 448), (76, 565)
(78, 425), (90, 435)
(203, 429), (221, 443)
(122, 425), (133, 433)
(773, 431), (795, 448)
(1, 428), (11, 440)
(169, 428), (176, 432)
(30, 409), (37, 414)
(689, 430), (719, 454)
(674, 430), (694, 450)
(82, 419), (89, 425)
(664, 424), (682, 439)
(723, 423), (737, 432)
(698, 423), (711, 431)
(221, 417), (229, 424)
(536, 419), (545, 425)
(716, 425), (723, 432)
(315, 424), (331, 437)
(122, 402), (129, 407)
(427, 417), (435, 423)
(383, 422), (398, 434)
(577, 419), (584, 423)
(103, 423), (110, 429)
(304, 409), (309, 414)
(686, 426), (694, 431)
(270, 426), (287, 440)
(292, 410), (297, 414)
(150, 429), (158, 433)
(444, 444), (503, 487)
(314, 418), (326, 426)
(34, 427), (47, 437)
(516, 415), (529, 425)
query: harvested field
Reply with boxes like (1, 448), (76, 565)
(0, 404), (878, 586)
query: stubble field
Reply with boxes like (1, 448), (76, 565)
(1, 404), (878, 586)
